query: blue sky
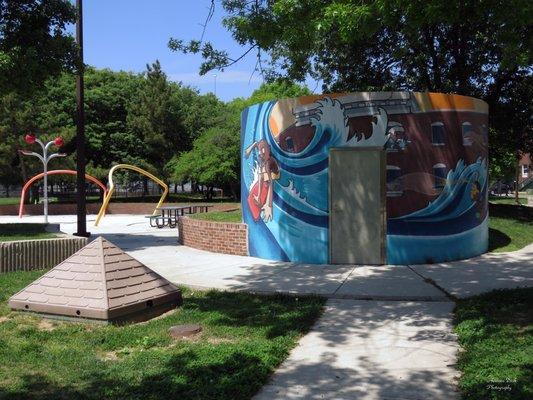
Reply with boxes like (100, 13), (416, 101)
(69, 0), (285, 101)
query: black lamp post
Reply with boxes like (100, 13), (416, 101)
(74, 0), (90, 237)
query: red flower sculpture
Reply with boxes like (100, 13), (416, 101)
(24, 134), (36, 144)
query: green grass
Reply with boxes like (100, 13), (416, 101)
(0, 269), (325, 400)
(489, 196), (527, 206)
(0, 224), (57, 242)
(488, 204), (533, 252)
(0, 198), (19, 206)
(191, 209), (243, 223)
(454, 288), (533, 400)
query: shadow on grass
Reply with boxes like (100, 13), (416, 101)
(488, 228), (511, 252)
(0, 351), (268, 400)
(182, 290), (325, 339)
(453, 288), (533, 400)
(489, 203), (533, 222)
(0, 273), (325, 400)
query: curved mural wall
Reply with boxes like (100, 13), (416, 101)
(241, 92), (489, 264)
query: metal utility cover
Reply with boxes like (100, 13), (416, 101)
(9, 236), (182, 322)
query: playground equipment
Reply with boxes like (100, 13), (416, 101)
(18, 170), (107, 218)
(94, 164), (168, 226)
(19, 134), (66, 223)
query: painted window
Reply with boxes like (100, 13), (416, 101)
(285, 137), (295, 153)
(522, 164), (530, 178)
(386, 165), (403, 197)
(385, 122), (409, 152)
(462, 122), (474, 146)
(431, 122), (445, 145)
(433, 163), (448, 191)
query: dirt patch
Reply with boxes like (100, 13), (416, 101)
(135, 308), (178, 325)
(38, 319), (56, 331)
(97, 351), (119, 362)
(0, 316), (9, 323)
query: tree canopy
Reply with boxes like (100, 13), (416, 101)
(167, 81), (311, 198)
(171, 0), (532, 177)
(0, 0), (77, 94)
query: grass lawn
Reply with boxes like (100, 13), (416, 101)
(0, 224), (57, 242)
(0, 269), (325, 400)
(0, 198), (19, 206)
(489, 196), (527, 206)
(191, 209), (242, 223)
(454, 288), (532, 400)
(488, 204), (533, 252)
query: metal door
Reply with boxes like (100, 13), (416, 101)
(329, 148), (386, 264)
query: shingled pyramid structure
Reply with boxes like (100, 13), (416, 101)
(9, 237), (182, 323)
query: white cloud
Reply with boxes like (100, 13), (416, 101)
(168, 70), (262, 85)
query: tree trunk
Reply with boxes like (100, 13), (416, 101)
(18, 152), (29, 204)
(515, 153), (520, 204)
(143, 178), (148, 197)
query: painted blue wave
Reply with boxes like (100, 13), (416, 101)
(387, 216), (489, 264)
(242, 101), (334, 262)
(398, 158), (487, 221)
(388, 157), (488, 236)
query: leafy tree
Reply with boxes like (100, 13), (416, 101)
(0, 0), (77, 94)
(0, 93), (36, 195)
(169, 82), (310, 198)
(35, 67), (144, 170)
(172, 0), (532, 180)
(127, 61), (187, 178)
(170, 127), (240, 199)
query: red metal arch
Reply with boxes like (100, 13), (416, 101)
(19, 170), (107, 218)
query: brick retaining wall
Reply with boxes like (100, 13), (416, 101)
(0, 202), (238, 216)
(177, 216), (248, 256)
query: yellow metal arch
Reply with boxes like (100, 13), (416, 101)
(94, 164), (168, 226)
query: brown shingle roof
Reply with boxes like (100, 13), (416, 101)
(9, 237), (182, 322)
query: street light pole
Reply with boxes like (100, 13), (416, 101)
(213, 73), (217, 96)
(75, 0), (89, 237)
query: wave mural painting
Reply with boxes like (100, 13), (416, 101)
(241, 92), (489, 264)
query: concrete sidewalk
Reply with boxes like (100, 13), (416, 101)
(255, 299), (459, 400)
(3, 214), (531, 299)
(410, 244), (533, 298)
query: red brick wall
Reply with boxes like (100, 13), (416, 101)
(177, 217), (248, 256)
(0, 202), (237, 216)
(519, 153), (531, 184)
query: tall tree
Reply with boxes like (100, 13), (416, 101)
(171, 0), (533, 172)
(0, 0), (77, 94)
(127, 61), (187, 185)
(169, 82), (310, 198)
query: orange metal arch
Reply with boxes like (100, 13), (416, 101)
(18, 170), (108, 218)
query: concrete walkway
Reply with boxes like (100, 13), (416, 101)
(3, 214), (532, 399)
(255, 299), (459, 400)
(4, 214), (531, 300)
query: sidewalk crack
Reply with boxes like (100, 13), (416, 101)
(407, 265), (457, 302)
(332, 266), (357, 296)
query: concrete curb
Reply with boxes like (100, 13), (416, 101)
(0, 237), (88, 273)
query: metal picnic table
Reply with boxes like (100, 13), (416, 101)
(148, 204), (214, 228)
